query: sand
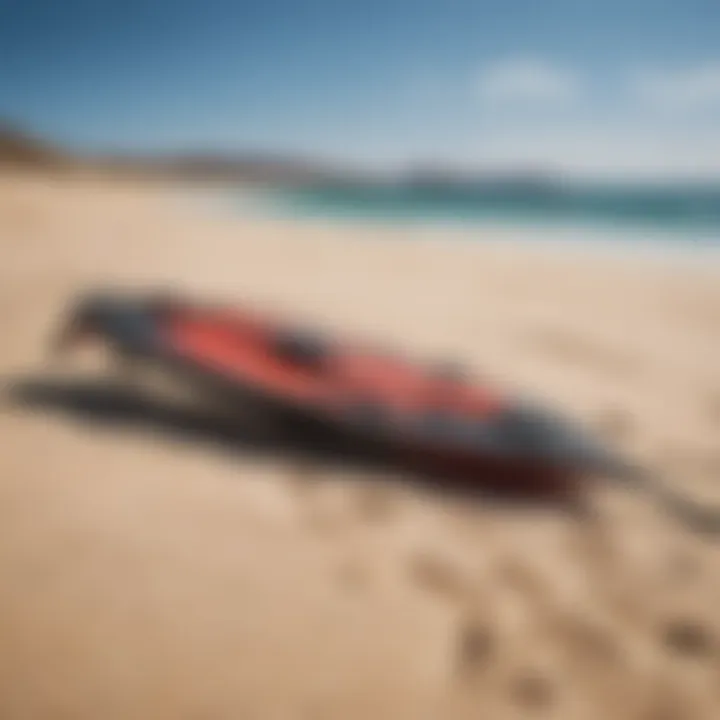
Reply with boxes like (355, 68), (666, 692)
(0, 172), (718, 720)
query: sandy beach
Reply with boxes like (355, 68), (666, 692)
(1, 173), (719, 720)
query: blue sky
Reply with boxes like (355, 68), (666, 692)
(1, 0), (719, 177)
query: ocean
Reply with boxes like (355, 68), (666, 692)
(217, 181), (720, 257)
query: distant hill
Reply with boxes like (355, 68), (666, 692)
(0, 122), (359, 185)
(96, 152), (359, 186)
(0, 122), (563, 190)
(0, 124), (66, 166)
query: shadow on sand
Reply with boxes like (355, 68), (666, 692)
(5, 375), (583, 513)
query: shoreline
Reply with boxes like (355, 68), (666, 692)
(179, 184), (720, 270)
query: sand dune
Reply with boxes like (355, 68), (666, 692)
(0, 174), (718, 719)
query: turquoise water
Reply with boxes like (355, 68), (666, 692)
(278, 183), (720, 228)
(252, 182), (720, 246)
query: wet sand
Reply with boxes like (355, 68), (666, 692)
(1, 173), (719, 719)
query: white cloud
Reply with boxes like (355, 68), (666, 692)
(476, 58), (578, 104)
(633, 62), (720, 110)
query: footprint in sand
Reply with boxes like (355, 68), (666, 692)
(508, 670), (555, 711)
(455, 619), (495, 677)
(661, 618), (716, 659)
(494, 559), (549, 602)
(407, 549), (474, 603)
(555, 614), (621, 666)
